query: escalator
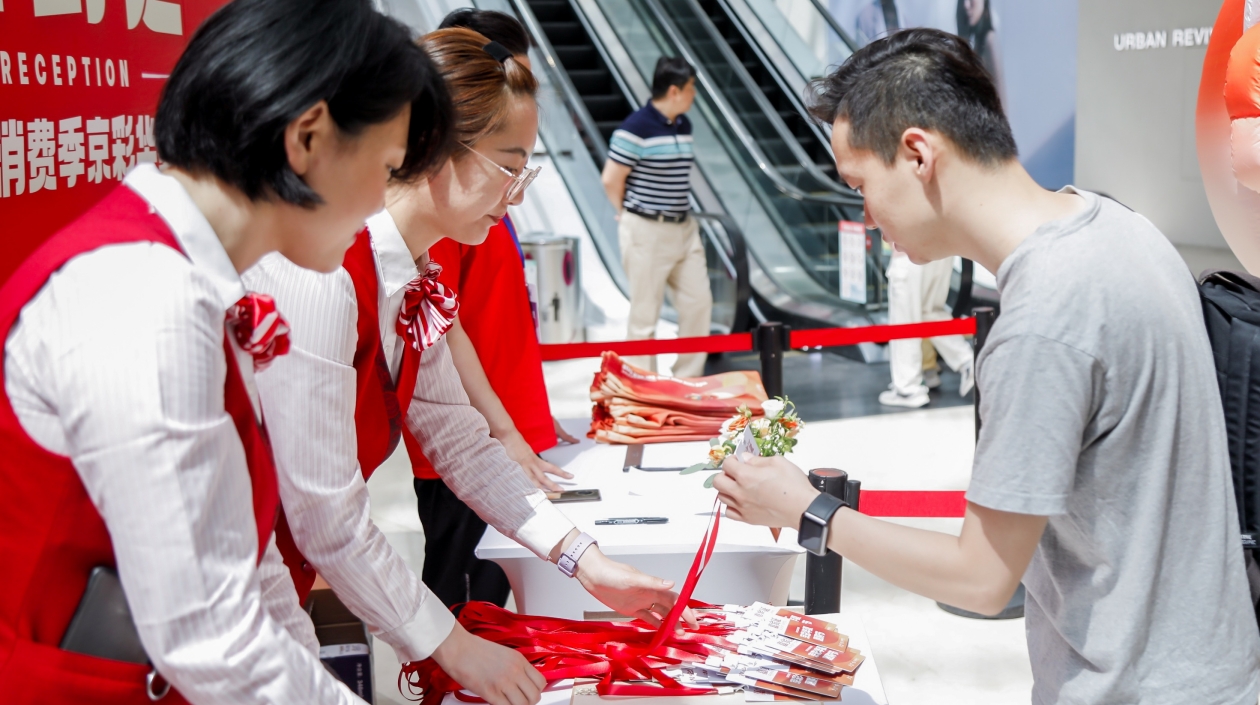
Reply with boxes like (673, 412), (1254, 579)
(690, 0), (841, 189)
(473, 0), (942, 351)
(525, 0), (632, 154)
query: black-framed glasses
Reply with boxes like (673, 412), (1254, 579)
(461, 143), (541, 201)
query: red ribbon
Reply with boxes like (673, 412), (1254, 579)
(399, 499), (729, 704)
(397, 260), (459, 352)
(228, 293), (290, 371)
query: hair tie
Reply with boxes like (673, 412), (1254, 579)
(482, 41), (513, 64)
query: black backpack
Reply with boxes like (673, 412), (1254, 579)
(1198, 269), (1260, 619)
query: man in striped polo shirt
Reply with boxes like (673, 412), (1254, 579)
(602, 56), (713, 378)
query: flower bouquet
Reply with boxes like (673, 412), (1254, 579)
(681, 397), (803, 488)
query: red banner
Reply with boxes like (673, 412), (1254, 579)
(0, 0), (227, 281)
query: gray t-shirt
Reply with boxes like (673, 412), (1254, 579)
(968, 188), (1260, 705)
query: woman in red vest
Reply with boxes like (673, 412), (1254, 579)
(246, 28), (691, 705)
(0, 1), (447, 703)
(415, 8), (576, 611)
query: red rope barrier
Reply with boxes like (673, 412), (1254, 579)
(538, 332), (752, 362)
(539, 319), (976, 361)
(790, 319), (975, 349)
(859, 490), (967, 518)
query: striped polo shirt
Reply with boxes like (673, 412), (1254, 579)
(608, 101), (694, 218)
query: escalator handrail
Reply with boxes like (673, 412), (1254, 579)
(638, 0), (862, 208)
(679, 0), (855, 198)
(714, 0), (841, 184)
(804, 0), (859, 53)
(694, 212), (753, 333)
(510, 0), (611, 166)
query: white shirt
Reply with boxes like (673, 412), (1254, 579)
(4, 165), (361, 704)
(242, 208), (574, 663)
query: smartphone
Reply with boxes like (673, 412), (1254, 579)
(547, 488), (602, 503)
(60, 566), (150, 665)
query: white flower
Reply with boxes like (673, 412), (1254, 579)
(751, 417), (771, 437)
(761, 399), (785, 418)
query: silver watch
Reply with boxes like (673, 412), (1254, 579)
(558, 532), (597, 577)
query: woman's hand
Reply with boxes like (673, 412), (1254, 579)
(574, 545), (699, 629)
(431, 623), (546, 705)
(711, 454), (818, 528)
(500, 431), (573, 492)
(553, 417), (580, 444)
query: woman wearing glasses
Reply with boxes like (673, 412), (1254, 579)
(243, 28), (689, 705)
(414, 8), (581, 613)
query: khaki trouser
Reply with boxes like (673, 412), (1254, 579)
(887, 253), (972, 394)
(619, 211), (713, 378)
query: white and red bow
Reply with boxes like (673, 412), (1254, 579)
(397, 260), (459, 352)
(228, 293), (291, 371)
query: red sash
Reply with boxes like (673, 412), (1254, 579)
(0, 186), (281, 704)
(274, 227), (423, 601)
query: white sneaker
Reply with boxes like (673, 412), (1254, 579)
(959, 361), (975, 397)
(923, 368), (942, 390)
(879, 388), (930, 408)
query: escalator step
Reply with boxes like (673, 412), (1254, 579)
(538, 20), (586, 45)
(526, 0), (572, 22)
(595, 121), (620, 143)
(584, 95), (631, 120)
(567, 68), (613, 94)
(554, 45), (598, 68)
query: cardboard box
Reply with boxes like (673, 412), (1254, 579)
(307, 588), (373, 702)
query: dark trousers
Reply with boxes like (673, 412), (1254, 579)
(414, 478), (512, 608)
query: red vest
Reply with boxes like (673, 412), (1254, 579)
(0, 186), (281, 704)
(274, 227), (423, 602)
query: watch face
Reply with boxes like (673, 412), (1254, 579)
(798, 520), (828, 556)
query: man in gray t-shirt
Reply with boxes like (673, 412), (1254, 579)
(968, 187), (1258, 703)
(712, 28), (1260, 704)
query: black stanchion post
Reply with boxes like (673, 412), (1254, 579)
(804, 468), (848, 615)
(971, 307), (996, 442)
(754, 322), (789, 399)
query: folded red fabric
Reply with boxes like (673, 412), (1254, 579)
(588, 353), (767, 445)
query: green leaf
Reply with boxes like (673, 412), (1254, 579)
(703, 472), (721, 488)
(679, 462), (709, 475)
(709, 437), (721, 447)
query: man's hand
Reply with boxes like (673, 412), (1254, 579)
(575, 545), (700, 629)
(431, 623), (546, 705)
(553, 417), (580, 445)
(602, 161), (632, 213)
(500, 432), (573, 492)
(712, 454), (818, 529)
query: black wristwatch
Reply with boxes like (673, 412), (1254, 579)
(798, 493), (847, 556)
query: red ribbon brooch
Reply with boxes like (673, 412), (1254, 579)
(228, 293), (291, 372)
(400, 500), (728, 704)
(397, 261), (459, 352)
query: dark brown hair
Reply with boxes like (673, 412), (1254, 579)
(805, 28), (1015, 166)
(159, 0), (451, 206)
(438, 9), (533, 56)
(419, 27), (538, 146)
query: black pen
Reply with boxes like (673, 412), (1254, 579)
(594, 517), (669, 525)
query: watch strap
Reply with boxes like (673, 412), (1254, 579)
(798, 493), (846, 556)
(558, 532), (597, 578)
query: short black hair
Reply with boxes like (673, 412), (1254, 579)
(651, 57), (696, 100)
(157, 0), (452, 207)
(805, 28), (1016, 166)
(439, 8), (533, 56)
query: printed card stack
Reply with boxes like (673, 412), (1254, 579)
(679, 604), (863, 701)
(571, 603), (863, 704)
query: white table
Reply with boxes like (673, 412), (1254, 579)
(476, 439), (803, 620)
(440, 612), (888, 705)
